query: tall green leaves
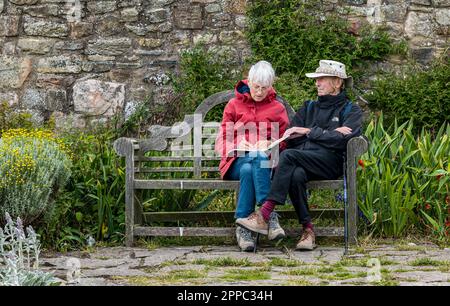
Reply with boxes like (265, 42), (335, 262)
(358, 116), (449, 241)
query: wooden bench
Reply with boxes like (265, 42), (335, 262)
(114, 90), (368, 248)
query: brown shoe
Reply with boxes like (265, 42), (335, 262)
(295, 228), (316, 250)
(236, 211), (268, 235)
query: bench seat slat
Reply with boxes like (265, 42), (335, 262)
(134, 156), (221, 162)
(134, 226), (344, 237)
(133, 179), (343, 190)
(143, 209), (343, 223)
(135, 167), (220, 173)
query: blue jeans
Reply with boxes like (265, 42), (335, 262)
(226, 152), (271, 219)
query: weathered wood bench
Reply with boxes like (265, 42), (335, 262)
(114, 90), (368, 248)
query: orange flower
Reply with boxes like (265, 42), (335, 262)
(445, 195), (450, 205)
(425, 203), (431, 210)
(358, 159), (365, 168)
(436, 174), (444, 180)
(445, 220), (450, 228)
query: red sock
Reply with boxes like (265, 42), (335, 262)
(303, 222), (314, 231)
(260, 200), (276, 221)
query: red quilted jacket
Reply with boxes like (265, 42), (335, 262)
(215, 79), (289, 179)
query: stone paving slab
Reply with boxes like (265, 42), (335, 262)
(39, 242), (450, 286)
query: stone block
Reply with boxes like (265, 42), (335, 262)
(411, 47), (435, 65)
(146, 8), (169, 23)
(21, 88), (46, 110)
(405, 11), (434, 38)
(87, 1), (117, 14)
(73, 79), (125, 117)
(37, 55), (83, 74)
(46, 88), (67, 111)
(138, 38), (163, 48)
(193, 33), (217, 45)
(0, 16), (20, 36)
(207, 13), (232, 28)
(381, 3), (408, 22)
(432, 0), (450, 6)
(23, 4), (60, 18)
(411, 0), (431, 4)
(17, 38), (54, 54)
(219, 30), (245, 44)
(23, 17), (69, 37)
(0, 0), (3, 13)
(205, 3), (221, 13)
(0, 56), (32, 89)
(9, 0), (38, 4)
(174, 4), (203, 29)
(121, 7), (139, 22)
(0, 92), (19, 106)
(344, 0), (367, 4)
(87, 37), (132, 56)
(70, 22), (94, 38)
(95, 15), (123, 36)
(435, 9), (450, 25)
(235, 15), (247, 28)
(224, 0), (247, 14)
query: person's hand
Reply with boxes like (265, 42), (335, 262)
(335, 126), (352, 135)
(255, 140), (270, 150)
(283, 127), (311, 139)
(237, 139), (254, 150)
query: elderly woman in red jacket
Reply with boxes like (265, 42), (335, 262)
(215, 60), (289, 251)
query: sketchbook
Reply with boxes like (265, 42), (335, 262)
(226, 135), (289, 157)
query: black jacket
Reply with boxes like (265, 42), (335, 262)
(287, 91), (363, 153)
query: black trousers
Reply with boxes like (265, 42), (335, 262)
(268, 148), (343, 225)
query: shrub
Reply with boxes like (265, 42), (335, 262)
(246, 0), (396, 90)
(172, 44), (241, 122)
(365, 58), (450, 131)
(0, 129), (72, 225)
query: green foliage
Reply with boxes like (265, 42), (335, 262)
(0, 129), (72, 225)
(365, 58), (450, 131)
(39, 124), (126, 251)
(246, 0), (396, 103)
(358, 115), (450, 242)
(172, 44), (241, 122)
(0, 213), (59, 286)
(0, 102), (34, 134)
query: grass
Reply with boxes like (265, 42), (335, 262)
(220, 268), (271, 281)
(269, 257), (303, 267)
(409, 258), (448, 267)
(284, 278), (315, 286)
(193, 257), (255, 267)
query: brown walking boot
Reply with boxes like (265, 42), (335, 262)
(295, 228), (316, 250)
(236, 210), (268, 235)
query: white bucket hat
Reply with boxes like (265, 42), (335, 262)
(305, 60), (353, 89)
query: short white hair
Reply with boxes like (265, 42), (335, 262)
(248, 60), (275, 87)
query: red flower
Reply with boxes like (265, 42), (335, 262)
(445, 195), (450, 205)
(445, 220), (450, 228)
(358, 159), (365, 168)
(425, 203), (431, 210)
(436, 174), (444, 181)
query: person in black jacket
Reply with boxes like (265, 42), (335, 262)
(236, 60), (363, 250)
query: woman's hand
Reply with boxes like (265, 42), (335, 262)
(255, 140), (270, 150)
(283, 127), (311, 139)
(237, 139), (254, 150)
(335, 126), (352, 135)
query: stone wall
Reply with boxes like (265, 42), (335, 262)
(0, 0), (448, 128)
